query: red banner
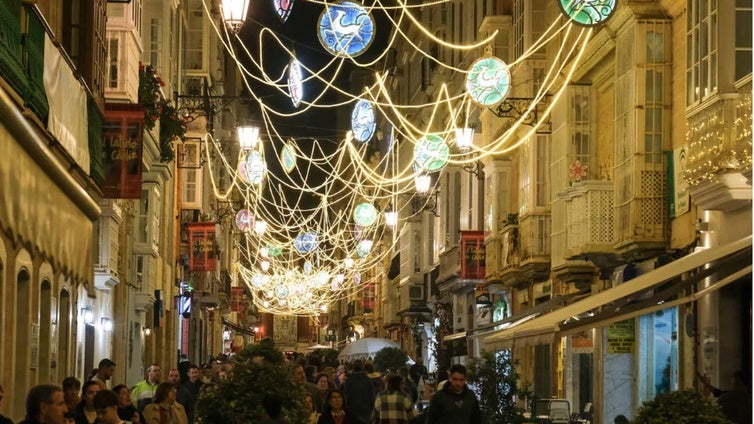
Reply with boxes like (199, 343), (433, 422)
(230, 287), (245, 313)
(461, 231), (485, 280)
(101, 103), (144, 198)
(188, 223), (216, 271)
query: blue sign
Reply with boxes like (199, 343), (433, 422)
(351, 100), (376, 143)
(317, 1), (375, 57)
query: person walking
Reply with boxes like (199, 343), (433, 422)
(342, 360), (376, 424)
(74, 381), (101, 424)
(426, 364), (481, 424)
(62, 377), (81, 414)
(93, 390), (128, 424)
(131, 364), (161, 411)
(91, 359), (116, 389)
(112, 385), (142, 424)
(176, 364), (202, 423)
(142, 383), (188, 424)
(317, 390), (357, 424)
(372, 374), (416, 424)
(19, 384), (68, 424)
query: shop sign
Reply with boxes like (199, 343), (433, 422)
(668, 147), (689, 218)
(101, 104), (144, 198)
(607, 319), (635, 354)
(571, 330), (594, 353)
(188, 223), (217, 271)
(461, 231), (485, 279)
(475, 283), (492, 306)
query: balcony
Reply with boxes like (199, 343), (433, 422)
(561, 180), (616, 258)
(22, 6), (48, 123)
(436, 244), (461, 292)
(518, 213), (550, 283)
(0, 1), (27, 100)
(684, 79), (753, 211)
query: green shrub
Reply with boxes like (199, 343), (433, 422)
(633, 389), (732, 424)
(374, 347), (408, 372)
(194, 339), (308, 423)
(467, 350), (525, 424)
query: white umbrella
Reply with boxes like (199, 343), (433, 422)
(337, 337), (402, 360)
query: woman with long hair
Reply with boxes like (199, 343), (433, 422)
(142, 383), (188, 424)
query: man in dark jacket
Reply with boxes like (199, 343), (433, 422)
(342, 360), (376, 424)
(19, 384), (68, 424)
(426, 364), (482, 424)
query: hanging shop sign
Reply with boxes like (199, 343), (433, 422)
(188, 222), (217, 272)
(607, 319), (635, 354)
(101, 103), (144, 198)
(461, 231), (486, 280)
(475, 283), (492, 306)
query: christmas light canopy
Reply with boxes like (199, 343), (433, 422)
(466, 56), (512, 106)
(317, 1), (375, 57)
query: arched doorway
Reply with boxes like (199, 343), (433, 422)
(13, 268), (31, 418)
(58, 288), (71, 378)
(39, 279), (52, 383)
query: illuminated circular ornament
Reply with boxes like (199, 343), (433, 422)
(558, 0), (616, 27)
(356, 239), (373, 258)
(414, 135), (450, 172)
(353, 271), (361, 285)
(294, 231), (319, 254)
(237, 160), (250, 184)
(465, 56), (512, 106)
(251, 274), (265, 288)
(266, 244), (283, 257)
(288, 58), (304, 107)
(353, 202), (378, 226)
(275, 285), (289, 299)
(234, 209), (254, 232)
(317, 1), (375, 57)
(274, 0), (295, 23)
(245, 151), (267, 185)
(303, 260), (313, 274)
(315, 270), (330, 287)
(281, 141), (296, 173)
(351, 100), (376, 142)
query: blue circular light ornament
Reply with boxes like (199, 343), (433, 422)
(414, 135), (450, 172)
(558, 0), (616, 27)
(351, 100), (376, 142)
(288, 58), (304, 107)
(245, 151), (267, 185)
(353, 202), (378, 226)
(294, 231), (319, 254)
(234, 209), (254, 232)
(317, 1), (375, 57)
(465, 56), (512, 106)
(281, 141), (296, 173)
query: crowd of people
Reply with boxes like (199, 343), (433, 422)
(0, 353), (482, 424)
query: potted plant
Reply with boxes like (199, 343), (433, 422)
(138, 63), (185, 163)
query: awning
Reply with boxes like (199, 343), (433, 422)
(442, 331), (467, 342)
(484, 236), (752, 350)
(222, 318), (254, 336)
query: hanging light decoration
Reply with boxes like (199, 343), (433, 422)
(455, 127), (475, 151)
(414, 135), (450, 172)
(221, 0), (251, 32)
(415, 174), (431, 194)
(237, 125), (260, 150)
(353, 202), (378, 226)
(384, 211), (398, 226)
(254, 220), (267, 235)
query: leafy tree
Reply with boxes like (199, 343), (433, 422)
(633, 390), (732, 424)
(374, 347), (408, 372)
(194, 339), (308, 423)
(467, 350), (525, 424)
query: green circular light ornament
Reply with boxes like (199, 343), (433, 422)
(353, 202), (378, 226)
(414, 135), (450, 172)
(465, 56), (512, 106)
(558, 0), (617, 27)
(266, 244), (283, 257)
(281, 141), (296, 173)
(274, 284), (289, 299)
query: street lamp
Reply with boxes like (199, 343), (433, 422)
(220, 0), (251, 32)
(81, 307), (94, 325)
(237, 125), (260, 150)
(384, 210), (398, 226)
(415, 174), (431, 194)
(455, 127), (474, 151)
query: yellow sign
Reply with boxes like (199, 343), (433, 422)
(607, 319), (635, 354)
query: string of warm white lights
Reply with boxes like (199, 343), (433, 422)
(197, 0), (618, 315)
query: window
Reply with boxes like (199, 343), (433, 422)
(736, 0), (752, 81)
(571, 86), (593, 177)
(149, 18), (161, 71)
(183, 168), (202, 209)
(513, 0), (524, 60)
(108, 38), (119, 89)
(137, 189), (149, 244)
(535, 134), (550, 207)
(686, 0), (718, 105)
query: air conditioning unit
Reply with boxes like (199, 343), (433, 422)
(408, 284), (425, 301)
